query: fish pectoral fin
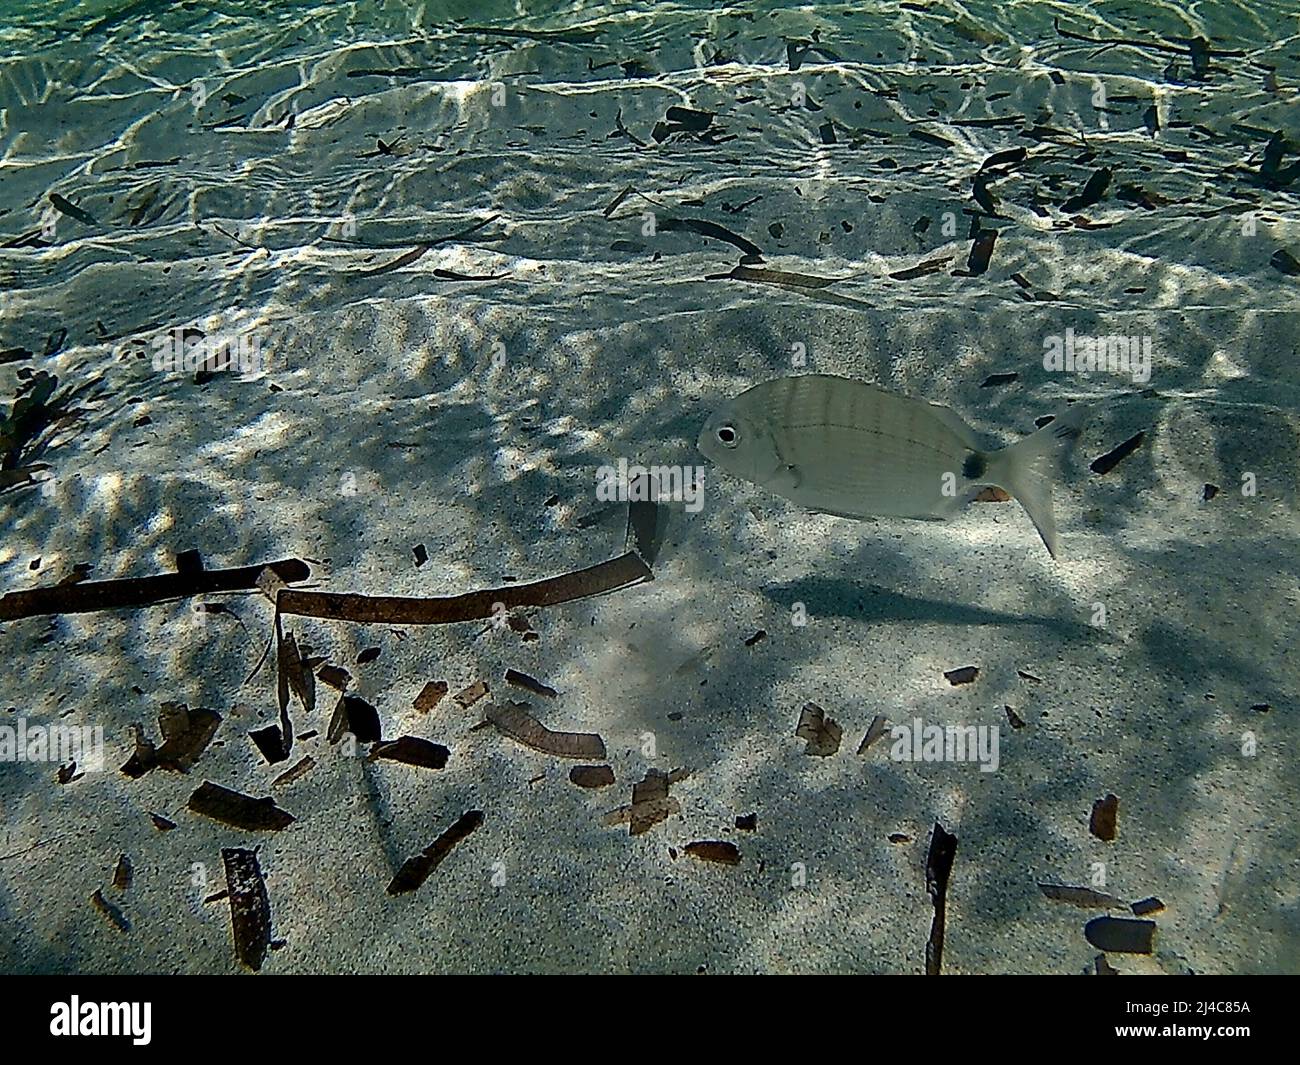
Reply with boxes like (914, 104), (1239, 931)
(768, 463), (802, 493)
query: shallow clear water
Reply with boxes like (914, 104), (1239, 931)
(0, 0), (1297, 974)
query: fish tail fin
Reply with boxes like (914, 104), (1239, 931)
(986, 404), (1089, 559)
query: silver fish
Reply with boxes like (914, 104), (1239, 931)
(697, 375), (1087, 558)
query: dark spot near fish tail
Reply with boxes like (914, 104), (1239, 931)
(962, 452), (986, 480)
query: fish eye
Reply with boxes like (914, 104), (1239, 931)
(715, 424), (740, 448)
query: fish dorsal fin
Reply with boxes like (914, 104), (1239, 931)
(923, 400), (984, 451)
(785, 376), (985, 450)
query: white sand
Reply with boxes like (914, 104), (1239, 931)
(1, 1), (1297, 973)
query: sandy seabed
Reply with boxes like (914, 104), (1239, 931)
(0, 0), (1298, 973)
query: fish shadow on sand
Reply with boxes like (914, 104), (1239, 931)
(762, 577), (1095, 636)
